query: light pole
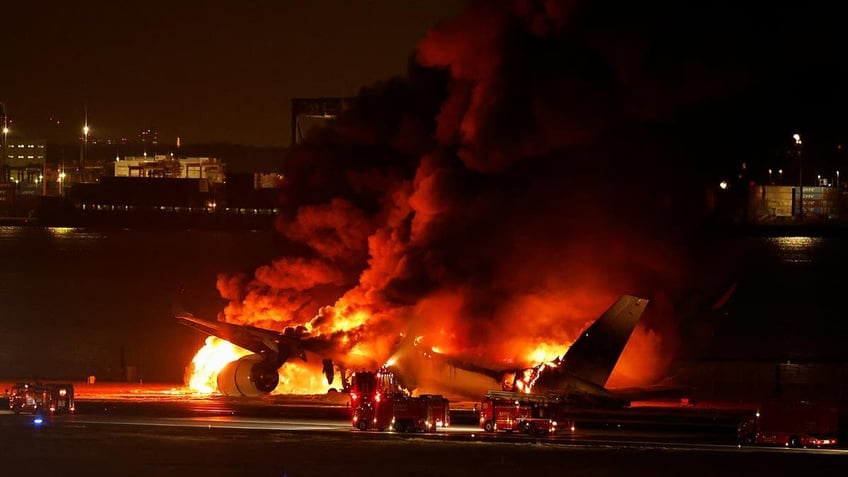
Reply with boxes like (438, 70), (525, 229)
(768, 169), (773, 184)
(1, 123), (7, 184)
(794, 133), (803, 219)
(779, 169), (783, 184)
(82, 123), (89, 183)
(1, 102), (7, 183)
(837, 170), (840, 191)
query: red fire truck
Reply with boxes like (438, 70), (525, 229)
(349, 369), (450, 432)
(8, 382), (75, 415)
(479, 390), (567, 435)
(737, 399), (838, 448)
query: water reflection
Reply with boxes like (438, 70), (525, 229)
(765, 236), (823, 264)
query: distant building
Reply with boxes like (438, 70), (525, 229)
(139, 128), (159, 155)
(291, 97), (355, 145)
(2, 138), (46, 195)
(115, 155), (223, 183)
(748, 185), (842, 222)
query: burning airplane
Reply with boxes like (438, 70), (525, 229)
(178, 294), (667, 406)
(179, 1), (750, 400)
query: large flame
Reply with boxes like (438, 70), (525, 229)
(187, 337), (250, 393)
(186, 302), (382, 395)
(525, 342), (569, 365)
(187, 337), (347, 395)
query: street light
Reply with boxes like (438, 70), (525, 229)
(1, 123), (7, 183)
(768, 169), (773, 184)
(779, 169), (783, 184)
(793, 133), (803, 219)
(82, 123), (89, 183)
(837, 170), (840, 191)
(1, 102), (6, 183)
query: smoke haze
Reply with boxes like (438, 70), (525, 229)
(212, 1), (839, 387)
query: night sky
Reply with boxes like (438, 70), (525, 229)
(0, 0), (465, 146)
(0, 2), (845, 171)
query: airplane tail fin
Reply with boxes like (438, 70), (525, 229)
(560, 295), (649, 388)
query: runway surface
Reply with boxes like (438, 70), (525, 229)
(1, 383), (846, 476)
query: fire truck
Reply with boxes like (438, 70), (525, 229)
(479, 390), (567, 435)
(349, 369), (450, 432)
(737, 399), (838, 448)
(8, 382), (75, 415)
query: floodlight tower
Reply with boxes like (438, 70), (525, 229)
(793, 133), (803, 219)
(1, 102), (8, 183)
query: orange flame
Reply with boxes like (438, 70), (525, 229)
(187, 337), (347, 395)
(187, 337), (250, 393)
(186, 301), (380, 395)
(525, 341), (568, 365)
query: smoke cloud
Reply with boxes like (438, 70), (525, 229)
(216, 0), (785, 387)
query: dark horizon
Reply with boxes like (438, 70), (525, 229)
(0, 0), (466, 147)
(2, 2), (848, 175)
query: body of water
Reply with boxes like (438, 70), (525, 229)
(0, 226), (284, 383)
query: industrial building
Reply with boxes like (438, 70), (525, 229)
(114, 155), (223, 182)
(1, 138), (47, 195)
(747, 185), (842, 223)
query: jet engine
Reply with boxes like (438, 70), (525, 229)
(216, 354), (279, 397)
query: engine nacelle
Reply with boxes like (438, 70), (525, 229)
(216, 354), (280, 397)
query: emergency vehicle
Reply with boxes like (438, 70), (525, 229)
(479, 390), (568, 435)
(8, 383), (75, 415)
(349, 369), (450, 432)
(737, 399), (838, 448)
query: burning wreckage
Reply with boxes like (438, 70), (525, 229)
(175, 1), (724, 407)
(177, 294), (677, 407)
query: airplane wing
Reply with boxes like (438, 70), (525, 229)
(606, 384), (695, 403)
(175, 312), (309, 363)
(175, 309), (349, 387)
